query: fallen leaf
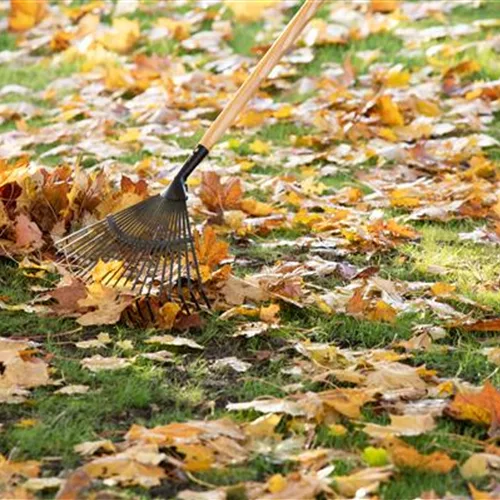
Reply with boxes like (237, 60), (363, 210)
(8, 0), (47, 32)
(80, 355), (132, 373)
(145, 335), (204, 350)
(199, 172), (243, 213)
(384, 437), (456, 473)
(14, 215), (43, 249)
(447, 382), (500, 435)
(213, 357), (251, 373)
(334, 466), (393, 498)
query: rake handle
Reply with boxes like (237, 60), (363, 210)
(200, 0), (323, 151)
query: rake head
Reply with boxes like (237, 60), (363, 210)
(57, 193), (210, 312)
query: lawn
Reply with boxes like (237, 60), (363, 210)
(0, 1), (499, 499)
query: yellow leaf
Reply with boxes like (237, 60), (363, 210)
(91, 260), (124, 284)
(240, 198), (273, 217)
(469, 483), (495, 500)
(463, 156), (496, 180)
(249, 139), (270, 155)
(285, 191), (303, 207)
(155, 18), (191, 41)
(99, 18), (140, 54)
(8, 0), (47, 32)
(328, 424), (347, 436)
(118, 128), (141, 143)
(466, 88), (483, 100)
(379, 127), (398, 142)
(260, 303), (280, 324)
(273, 105), (294, 119)
(416, 99), (441, 117)
(367, 301), (397, 323)
(431, 282), (456, 297)
(236, 109), (269, 128)
(377, 95), (404, 126)
(267, 474), (287, 494)
(225, 0), (278, 22)
(293, 210), (323, 228)
(386, 70), (410, 88)
(301, 176), (326, 196)
(389, 188), (421, 208)
(176, 444), (214, 472)
(158, 303), (181, 330)
(245, 414), (281, 439)
(15, 418), (39, 428)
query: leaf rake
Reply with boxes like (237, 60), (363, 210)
(57, 0), (323, 311)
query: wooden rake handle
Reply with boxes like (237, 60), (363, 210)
(199, 0), (324, 150)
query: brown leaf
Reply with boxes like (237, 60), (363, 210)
(14, 214), (43, 249)
(55, 469), (92, 500)
(49, 278), (87, 316)
(199, 172), (243, 213)
(463, 318), (500, 332)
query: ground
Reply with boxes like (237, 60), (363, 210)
(0, 1), (499, 499)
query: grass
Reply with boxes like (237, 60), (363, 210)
(0, 1), (499, 499)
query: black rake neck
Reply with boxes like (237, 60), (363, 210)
(163, 144), (209, 201)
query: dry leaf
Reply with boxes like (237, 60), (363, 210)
(384, 437), (456, 473)
(334, 466), (393, 498)
(8, 0), (47, 32)
(447, 382), (500, 435)
(80, 355), (132, 373)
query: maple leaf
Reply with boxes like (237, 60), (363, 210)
(447, 382), (500, 436)
(194, 225), (230, 271)
(199, 172), (243, 213)
(76, 283), (133, 326)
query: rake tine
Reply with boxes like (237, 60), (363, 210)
(180, 212), (200, 309)
(185, 217), (210, 309)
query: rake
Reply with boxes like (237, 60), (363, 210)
(57, 0), (323, 311)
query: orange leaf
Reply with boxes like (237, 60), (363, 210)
(431, 282), (456, 297)
(346, 285), (368, 316)
(377, 95), (404, 127)
(463, 319), (500, 332)
(240, 199), (273, 217)
(199, 172), (243, 213)
(195, 226), (230, 271)
(370, 0), (400, 13)
(8, 0), (47, 32)
(384, 437), (456, 474)
(447, 382), (500, 434)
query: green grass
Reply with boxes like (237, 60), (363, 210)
(0, 62), (82, 91)
(402, 223), (500, 311)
